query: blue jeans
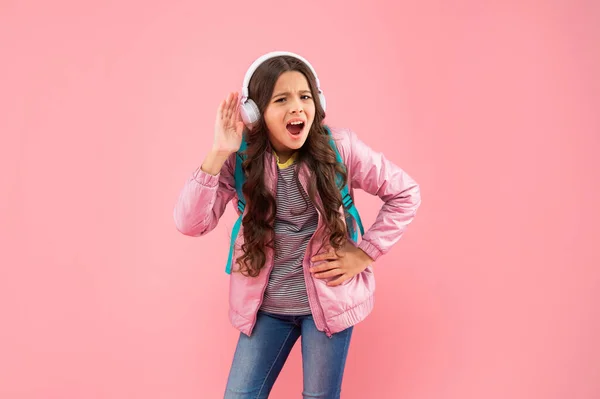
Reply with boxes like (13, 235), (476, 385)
(224, 311), (354, 399)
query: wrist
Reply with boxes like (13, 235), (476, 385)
(358, 248), (374, 265)
(208, 147), (234, 160)
(201, 150), (231, 176)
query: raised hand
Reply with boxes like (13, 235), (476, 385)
(212, 92), (244, 156)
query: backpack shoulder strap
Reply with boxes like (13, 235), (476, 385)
(225, 136), (248, 274)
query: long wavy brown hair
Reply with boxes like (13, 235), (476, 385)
(236, 55), (348, 277)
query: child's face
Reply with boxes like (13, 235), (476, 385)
(263, 71), (316, 160)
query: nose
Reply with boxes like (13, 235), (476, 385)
(288, 96), (304, 114)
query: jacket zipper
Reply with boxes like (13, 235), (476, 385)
(306, 234), (332, 337)
(304, 202), (332, 337)
(299, 168), (332, 337)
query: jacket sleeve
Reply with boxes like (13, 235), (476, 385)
(346, 129), (422, 262)
(173, 152), (237, 237)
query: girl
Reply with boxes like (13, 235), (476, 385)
(174, 51), (421, 399)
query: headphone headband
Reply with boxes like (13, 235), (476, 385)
(240, 51), (322, 100)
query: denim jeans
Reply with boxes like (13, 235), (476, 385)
(224, 311), (354, 399)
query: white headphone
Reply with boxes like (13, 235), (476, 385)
(239, 51), (327, 129)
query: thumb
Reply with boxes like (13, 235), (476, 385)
(236, 121), (244, 135)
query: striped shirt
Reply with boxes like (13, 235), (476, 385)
(259, 155), (318, 315)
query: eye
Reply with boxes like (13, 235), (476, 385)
(301, 95), (312, 100)
(275, 98), (285, 103)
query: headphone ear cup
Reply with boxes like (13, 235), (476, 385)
(240, 99), (260, 129)
(318, 93), (327, 112)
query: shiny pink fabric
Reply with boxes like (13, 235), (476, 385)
(174, 127), (421, 336)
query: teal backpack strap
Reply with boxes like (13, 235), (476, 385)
(324, 126), (365, 242)
(225, 136), (248, 274)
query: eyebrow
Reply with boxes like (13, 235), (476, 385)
(271, 90), (312, 98)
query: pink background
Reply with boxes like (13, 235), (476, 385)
(1, 1), (599, 398)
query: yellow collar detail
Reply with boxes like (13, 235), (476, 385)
(273, 151), (298, 169)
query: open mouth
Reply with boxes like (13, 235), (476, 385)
(286, 121), (305, 135)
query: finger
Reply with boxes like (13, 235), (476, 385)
(314, 268), (343, 279)
(311, 251), (338, 262)
(217, 96), (228, 120)
(227, 91), (236, 110)
(221, 93), (231, 121)
(235, 121), (244, 136)
(230, 92), (239, 122)
(327, 274), (350, 287)
(234, 99), (241, 122)
(224, 92), (234, 120)
(310, 261), (339, 274)
(219, 95), (229, 122)
(235, 96), (244, 132)
(234, 96), (243, 127)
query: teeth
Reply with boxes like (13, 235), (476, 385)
(289, 121), (303, 125)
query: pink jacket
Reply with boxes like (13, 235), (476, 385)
(174, 127), (421, 337)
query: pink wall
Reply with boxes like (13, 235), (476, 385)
(1, 1), (599, 398)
